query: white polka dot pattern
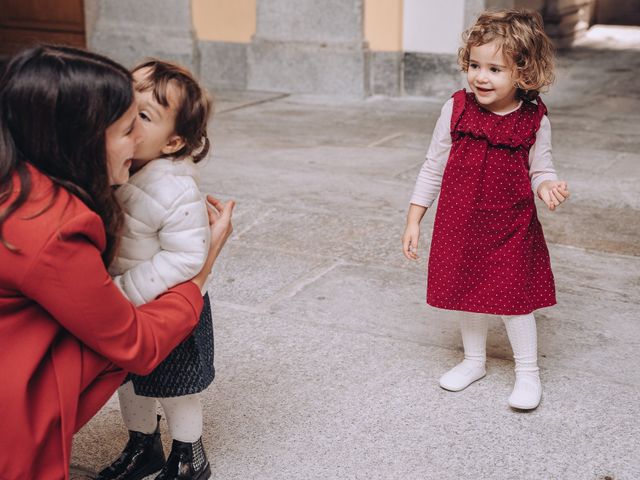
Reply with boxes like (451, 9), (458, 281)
(427, 90), (556, 315)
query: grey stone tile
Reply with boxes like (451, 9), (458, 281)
(219, 206), (435, 271)
(403, 52), (464, 98)
(371, 52), (402, 96)
(248, 40), (369, 96)
(200, 41), (247, 90)
(211, 95), (438, 150)
(69, 466), (95, 479)
(538, 202), (640, 256)
(206, 243), (329, 309)
(199, 151), (420, 217)
(73, 308), (640, 479)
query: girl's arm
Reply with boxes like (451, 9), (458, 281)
(409, 99), (454, 207)
(403, 99), (453, 260)
(113, 184), (210, 306)
(529, 117), (570, 210)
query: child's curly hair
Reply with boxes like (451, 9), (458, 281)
(458, 9), (555, 101)
(132, 60), (212, 162)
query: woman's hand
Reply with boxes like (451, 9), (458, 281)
(537, 180), (569, 211)
(191, 195), (235, 289)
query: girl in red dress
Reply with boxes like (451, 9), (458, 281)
(402, 9), (569, 410)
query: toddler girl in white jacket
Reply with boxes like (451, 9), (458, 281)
(99, 60), (216, 480)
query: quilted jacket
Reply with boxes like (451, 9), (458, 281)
(110, 158), (211, 305)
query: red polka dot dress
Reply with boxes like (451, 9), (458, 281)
(427, 89), (556, 315)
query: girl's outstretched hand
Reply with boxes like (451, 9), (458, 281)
(206, 195), (235, 250)
(537, 180), (569, 211)
(192, 195), (235, 289)
(402, 222), (420, 261)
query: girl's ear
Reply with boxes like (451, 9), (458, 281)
(161, 135), (186, 155)
(512, 68), (524, 89)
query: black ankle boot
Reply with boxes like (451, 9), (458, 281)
(154, 437), (211, 480)
(96, 416), (166, 480)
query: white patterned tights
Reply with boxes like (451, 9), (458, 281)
(117, 381), (203, 442)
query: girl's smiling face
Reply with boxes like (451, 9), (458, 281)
(467, 40), (520, 114)
(131, 67), (185, 171)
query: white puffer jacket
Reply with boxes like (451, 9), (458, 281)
(109, 158), (210, 306)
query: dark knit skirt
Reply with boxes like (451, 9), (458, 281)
(128, 293), (214, 398)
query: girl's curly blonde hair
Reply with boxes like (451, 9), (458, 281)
(458, 9), (555, 101)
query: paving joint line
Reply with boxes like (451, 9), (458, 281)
(216, 93), (290, 115)
(212, 301), (265, 314)
(233, 208), (276, 239)
(367, 132), (404, 148)
(253, 260), (345, 311)
(212, 261), (345, 314)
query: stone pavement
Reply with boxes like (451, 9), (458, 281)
(71, 27), (640, 480)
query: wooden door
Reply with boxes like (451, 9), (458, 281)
(0, 0), (85, 55)
(595, 0), (640, 25)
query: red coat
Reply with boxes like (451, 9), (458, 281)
(0, 164), (204, 479)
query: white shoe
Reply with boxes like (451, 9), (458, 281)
(439, 361), (486, 391)
(508, 374), (542, 410)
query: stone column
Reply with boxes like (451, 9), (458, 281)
(468, 0), (546, 26)
(544, 0), (596, 47)
(248, 0), (369, 96)
(87, 0), (199, 72)
(465, 0), (488, 28)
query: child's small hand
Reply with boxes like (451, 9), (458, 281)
(537, 180), (569, 211)
(207, 195), (235, 244)
(402, 223), (421, 260)
(192, 196), (234, 290)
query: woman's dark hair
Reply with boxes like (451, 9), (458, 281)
(0, 45), (134, 265)
(132, 59), (212, 163)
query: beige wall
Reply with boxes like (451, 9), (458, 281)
(364, 0), (403, 51)
(192, 0), (256, 43)
(193, 0), (404, 50)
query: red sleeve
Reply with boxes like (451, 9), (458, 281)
(20, 212), (203, 375)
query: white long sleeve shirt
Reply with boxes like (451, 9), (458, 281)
(410, 98), (558, 208)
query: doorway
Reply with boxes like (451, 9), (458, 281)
(594, 0), (640, 26)
(0, 0), (85, 56)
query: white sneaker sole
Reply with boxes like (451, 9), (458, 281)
(508, 395), (542, 410)
(439, 369), (486, 392)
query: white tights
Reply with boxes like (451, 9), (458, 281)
(118, 381), (203, 443)
(460, 312), (539, 377)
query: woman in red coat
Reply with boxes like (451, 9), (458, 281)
(0, 46), (234, 479)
